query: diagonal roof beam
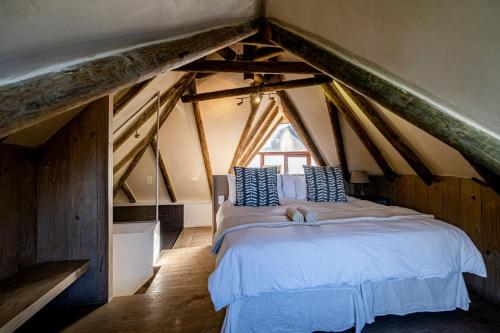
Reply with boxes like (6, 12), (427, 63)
(323, 83), (397, 180)
(325, 97), (350, 181)
(121, 182), (137, 203)
(265, 18), (500, 175)
(336, 82), (436, 185)
(113, 78), (154, 116)
(151, 139), (177, 202)
(0, 19), (259, 139)
(241, 116), (284, 168)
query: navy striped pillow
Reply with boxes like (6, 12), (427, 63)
(303, 166), (347, 202)
(234, 167), (279, 207)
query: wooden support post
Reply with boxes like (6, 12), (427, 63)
(151, 139), (177, 202)
(242, 45), (256, 83)
(189, 82), (213, 192)
(322, 84), (397, 180)
(176, 60), (321, 74)
(114, 74), (193, 152)
(121, 182), (137, 203)
(337, 83), (435, 185)
(113, 78), (153, 116)
(181, 76), (330, 103)
(325, 97), (350, 181)
(243, 116), (284, 167)
(227, 98), (265, 173)
(0, 19), (259, 139)
(265, 19), (500, 175)
(277, 90), (327, 166)
(238, 106), (280, 166)
(113, 73), (195, 173)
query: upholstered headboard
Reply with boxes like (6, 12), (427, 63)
(212, 175), (229, 233)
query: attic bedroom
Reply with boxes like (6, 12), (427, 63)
(0, 1), (499, 332)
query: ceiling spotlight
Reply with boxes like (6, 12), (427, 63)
(269, 94), (276, 101)
(254, 95), (261, 103)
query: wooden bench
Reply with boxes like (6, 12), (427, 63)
(0, 260), (89, 333)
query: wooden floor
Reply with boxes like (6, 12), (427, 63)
(173, 227), (212, 249)
(19, 227), (500, 333)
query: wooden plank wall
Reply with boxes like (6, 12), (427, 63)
(0, 145), (37, 282)
(366, 175), (500, 303)
(36, 96), (111, 305)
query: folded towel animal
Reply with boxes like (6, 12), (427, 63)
(297, 206), (318, 222)
(286, 207), (304, 222)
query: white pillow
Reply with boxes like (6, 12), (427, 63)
(294, 175), (307, 200)
(281, 174), (296, 199)
(227, 174), (283, 203)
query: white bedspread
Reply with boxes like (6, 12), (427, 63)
(208, 199), (486, 311)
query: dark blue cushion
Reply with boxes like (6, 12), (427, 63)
(303, 166), (347, 202)
(234, 167), (279, 207)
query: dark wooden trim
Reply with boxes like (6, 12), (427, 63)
(0, 19), (259, 139)
(113, 73), (195, 172)
(325, 97), (350, 181)
(176, 60), (321, 75)
(181, 76), (330, 103)
(113, 79), (153, 116)
(322, 84), (397, 180)
(277, 90), (327, 166)
(339, 83), (435, 185)
(227, 98), (263, 173)
(189, 82), (213, 192)
(151, 139), (177, 202)
(121, 182), (137, 203)
(265, 19), (500, 175)
(114, 74), (193, 152)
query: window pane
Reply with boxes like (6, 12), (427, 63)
(261, 123), (307, 152)
(247, 155), (260, 168)
(288, 156), (308, 174)
(264, 155), (285, 174)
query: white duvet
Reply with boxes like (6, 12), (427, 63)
(208, 198), (486, 311)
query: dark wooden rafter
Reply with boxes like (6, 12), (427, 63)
(325, 97), (350, 181)
(113, 78), (153, 116)
(466, 157), (500, 195)
(217, 47), (238, 61)
(0, 19), (259, 139)
(242, 45), (256, 82)
(243, 116), (284, 167)
(189, 82), (213, 192)
(114, 73), (193, 152)
(323, 84), (397, 180)
(227, 98), (264, 173)
(238, 106), (280, 166)
(113, 73), (195, 173)
(337, 83), (436, 185)
(176, 60), (321, 75)
(151, 139), (177, 202)
(277, 90), (327, 166)
(253, 47), (285, 61)
(181, 76), (330, 103)
(239, 34), (276, 47)
(121, 182), (137, 203)
(265, 19), (500, 175)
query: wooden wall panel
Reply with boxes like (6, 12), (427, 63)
(37, 96), (111, 305)
(0, 145), (36, 282)
(368, 174), (500, 304)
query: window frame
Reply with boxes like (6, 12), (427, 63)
(258, 151), (312, 174)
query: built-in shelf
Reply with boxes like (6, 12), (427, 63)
(0, 260), (89, 333)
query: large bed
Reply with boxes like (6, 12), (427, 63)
(209, 175), (486, 333)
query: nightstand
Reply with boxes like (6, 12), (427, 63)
(356, 194), (389, 205)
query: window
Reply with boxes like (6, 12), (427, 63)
(247, 123), (315, 174)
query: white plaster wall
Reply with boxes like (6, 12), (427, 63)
(184, 202), (213, 228)
(266, 0), (500, 137)
(0, 0), (260, 79)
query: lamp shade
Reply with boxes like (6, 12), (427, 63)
(350, 170), (369, 184)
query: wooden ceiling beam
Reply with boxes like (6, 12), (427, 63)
(114, 73), (195, 173)
(227, 98), (265, 173)
(113, 73), (193, 152)
(238, 34), (276, 47)
(322, 84), (397, 180)
(113, 78), (153, 116)
(336, 83), (436, 185)
(325, 97), (350, 182)
(176, 60), (321, 75)
(121, 182), (137, 203)
(265, 19), (500, 175)
(151, 139), (177, 202)
(216, 47), (238, 61)
(189, 82), (213, 192)
(242, 116), (284, 167)
(466, 157), (500, 195)
(277, 90), (327, 166)
(181, 76), (330, 103)
(253, 47), (285, 61)
(0, 19), (259, 139)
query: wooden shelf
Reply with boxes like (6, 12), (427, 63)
(0, 260), (89, 333)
